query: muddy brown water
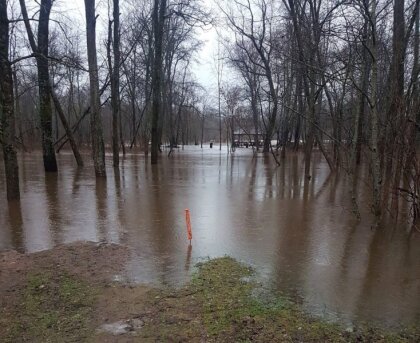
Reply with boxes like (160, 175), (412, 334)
(1, 147), (420, 328)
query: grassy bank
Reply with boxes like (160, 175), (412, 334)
(3, 272), (95, 342)
(137, 257), (419, 342)
(1, 251), (419, 342)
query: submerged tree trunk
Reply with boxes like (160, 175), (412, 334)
(351, 23), (370, 216)
(0, 0), (20, 200)
(50, 87), (83, 167)
(111, 0), (120, 167)
(388, 0), (407, 214)
(200, 115), (205, 148)
(12, 68), (24, 150)
(356, 22), (370, 165)
(19, 0), (82, 169)
(84, 0), (106, 176)
(37, 0), (57, 172)
(151, 0), (166, 164)
(304, 102), (315, 179)
(370, 0), (382, 221)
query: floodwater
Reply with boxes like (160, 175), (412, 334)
(1, 146), (420, 328)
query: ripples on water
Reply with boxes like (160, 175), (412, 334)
(1, 146), (420, 327)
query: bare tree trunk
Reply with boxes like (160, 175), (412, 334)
(0, 0), (20, 200)
(20, 0), (82, 169)
(50, 87), (83, 167)
(119, 102), (125, 155)
(139, 40), (153, 154)
(304, 101), (315, 179)
(251, 96), (259, 151)
(389, 0), (406, 111)
(151, 0), (166, 164)
(414, 2), (420, 106)
(294, 74), (303, 151)
(36, 0), (57, 172)
(406, 4), (420, 224)
(131, 87), (136, 146)
(287, 0), (316, 178)
(127, 55), (137, 148)
(370, 0), (382, 221)
(218, 85), (222, 150)
(262, 70), (278, 154)
(412, 0), (420, 150)
(200, 115), (204, 148)
(111, 0), (120, 167)
(217, 41), (223, 151)
(12, 68), (24, 150)
(356, 22), (370, 165)
(414, 2), (420, 104)
(84, 0), (106, 176)
(389, 0), (407, 213)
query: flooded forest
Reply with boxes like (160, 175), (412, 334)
(1, 0), (420, 341)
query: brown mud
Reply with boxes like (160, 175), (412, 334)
(1, 242), (419, 342)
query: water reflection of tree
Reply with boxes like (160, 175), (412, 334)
(273, 185), (312, 300)
(263, 155), (274, 199)
(44, 172), (60, 245)
(71, 168), (82, 196)
(354, 228), (420, 325)
(95, 177), (108, 242)
(291, 153), (301, 199)
(8, 201), (24, 252)
(113, 167), (125, 245)
(247, 157), (257, 201)
(148, 163), (178, 285)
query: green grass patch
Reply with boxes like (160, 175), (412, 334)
(5, 272), (95, 342)
(188, 257), (420, 342)
(3, 256), (420, 342)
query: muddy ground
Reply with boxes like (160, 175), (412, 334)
(0, 242), (419, 342)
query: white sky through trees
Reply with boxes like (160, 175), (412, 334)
(60, 0), (219, 98)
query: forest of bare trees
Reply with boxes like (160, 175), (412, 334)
(0, 0), (419, 225)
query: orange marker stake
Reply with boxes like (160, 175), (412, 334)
(185, 209), (192, 242)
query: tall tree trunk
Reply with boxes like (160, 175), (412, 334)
(414, 1), (420, 106)
(84, 0), (106, 176)
(141, 40), (153, 155)
(119, 102), (125, 155)
(20, 0), (82, 168)
(131, 85), (136, 146)
(151, 0), (166, 164)
(129, 48), (137, 147)
(388, 0), (407, 213)
(262, 67), (278, 154)
(304, 100), (315, 179)
(37, 0), (57, 172)
(200, 115), (204, 148)
(351, 21), (370, 210)
(412, 0), (420, 146)
(217, 41), (223, 151)
(0, 0), (20, 200)
(294, 74), (303, 151)
(250, 83), (260, 151)
(111, 0), (120, 167)
(390, 0), (406, 106)
(12, 68), (24, 150)
(287, 0), (316, 178)
(370, 0), (382, 220)
(356, 22), (370, 165)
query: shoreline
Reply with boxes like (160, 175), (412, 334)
(1, 242), (419, 342)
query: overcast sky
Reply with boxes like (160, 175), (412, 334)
(57, 0), (221, 98)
